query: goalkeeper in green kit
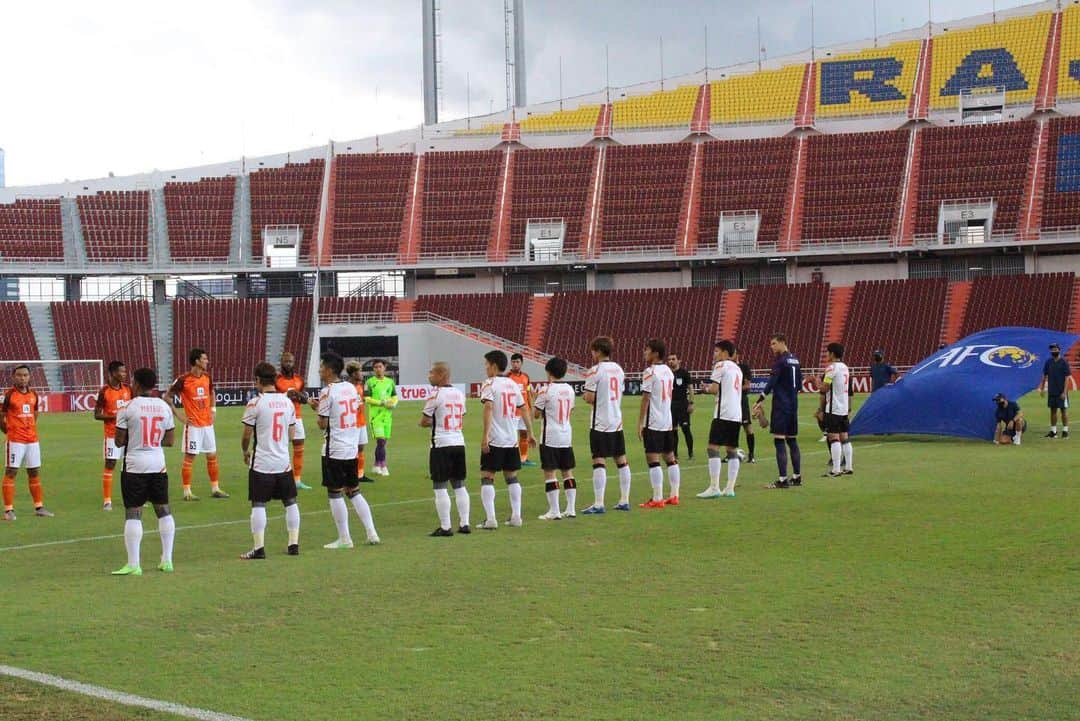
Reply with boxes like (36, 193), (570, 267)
(365, 359), (397, 476)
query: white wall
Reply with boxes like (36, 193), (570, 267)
(1030, 253), (1080, 276)
(790, 261), (907, 285)
(606, 271), (687, 290)
(415, 274), (505, 296)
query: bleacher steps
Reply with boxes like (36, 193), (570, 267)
(716, 289), (745, 344)
(794, 63), (816, 128)
(676, 142), (704, 256)
(25, 303), (63, 389)
(1018, 120), (1050, 240)
(779, 136), (808, 251)
(908, 39), (933, 120)
(228, 174), (245, 264)
(487, 148), (514, 262)
(315, 143), (335, 266)
(940, 280), (972, 347)
(321, 155), (337, 263)
(152, 302), (173, 381)
(525, 295), (551, 350)
(398, 155), (424, 265)
(1035, 11), (1062, 112)
(582, 146), (606, 257)
(235, 174), (252, 264)
(59, 197), (87, 266)
(894, 127), (922, 244)
(265, 298), (292, 363)
(395, 298), (415, 322)
(593, 104), (613, 138)
(690, 84), (711, 133)
(151, 187), (171, 264)
(820, 285), (854, 364)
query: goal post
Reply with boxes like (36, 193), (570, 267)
(0, 360), (104, 393)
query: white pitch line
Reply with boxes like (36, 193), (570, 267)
(0, 664), (256, 721)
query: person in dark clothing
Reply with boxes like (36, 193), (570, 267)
(869, 350), (898, 393)
(733, 350), (756, 463)
(667, 353), (695, 459)
(993, 393), (1027, 446)
(753, 334), (803, 489)
(1041, 342), (1072, 439)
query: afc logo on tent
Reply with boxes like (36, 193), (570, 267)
(910, 345), (1038, 374)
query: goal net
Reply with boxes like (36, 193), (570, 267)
(0, 360), (104, 393)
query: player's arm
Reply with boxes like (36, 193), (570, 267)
(168, 378), (189, 425)
(241, 424), (254, 465)
(365, 381), (382, 406)
(583, 373), (597, 406)
(888, 365), (898, 384)
(316, 389), (330, 430)
(481, 399), (493, 453)
(93, 389), (110, 422)
(637, 392), (650, 439)
(162, 427), (175, 447)
(0, 395), (8, 435)
(517, 393), (536, 446)
(114, 427), (127, 448)
(419, 395), (436, 427)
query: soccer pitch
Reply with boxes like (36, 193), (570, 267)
(1, 394), (1076, 721)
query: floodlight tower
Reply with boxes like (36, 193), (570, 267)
(421, 0), (443, 125)
(504, 0), (527, 110)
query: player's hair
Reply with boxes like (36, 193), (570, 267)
(132, 367), (157, 389)
(645, 338), (667, 361)
(545, 357), (567, 379)
(590, 336), (613, 358)
(371, 358), (387, 368)
(11, 364), (29, 374)
(485, 350), (508, 372)
(770, 333), (787, 344)
(431, 361), (450, 380)
(107, 360), (125, 374)
(254, 362), (277, 385)
(321, 352), (344, 376)
(827, 342), (845, 359)
(188, 348), (207, 366)
(716, 339), (736, 356)
(345, 360), (362, 377)
(510, 352), (524, 362)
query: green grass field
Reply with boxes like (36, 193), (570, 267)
(1, 393), (1077, 721)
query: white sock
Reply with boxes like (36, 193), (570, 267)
(250, 506), (267, 549)
(708, 457), (722, 490)
(285, 503), (300, 545)
(1013, 432), (1022, 445)
(667, 463), (680, 499)
(564, 483), (577, 514)
(349, 492), (377, 535)
(724, 457), (740, 494)
(546, 488), (560, 514)
(842, 441), (853, 471)
(158, 514), (175, 564)
(508, 482), (522, 520)
(481, 483), (496, 522)
(329, 496), (351, 542)
(434, 488), (452, 530)
(830, 441), (842, 473)
(649, 465), (663, 501)
(592, 466), (607, 507)
(1053, 425), (1059, 433)
(124, 519), (142, 568)
(454, 486), (471, 527)
(1065, 426), (1070, 432)
(617, 465), (632, 505)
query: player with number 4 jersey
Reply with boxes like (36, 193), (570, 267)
(582, 336), (632, 514)
(421, 362), (471, 536)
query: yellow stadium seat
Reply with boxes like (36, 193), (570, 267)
(710, 65), (804, 124)
(519, 104), (603, 133)
(1057, 5), (1080, 100)
(611, 84), (699, 129)
(816, 41), (921, 117)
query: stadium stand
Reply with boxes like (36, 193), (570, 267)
(519, 104), (602, 134)
(249, 160), (323, 260)
(699, 136), (796, 249)
(841, 279), (948, 366)
(960, 272), (1075, 336)
(172, 299), (267, 385)
(1057, 4), (1080, 101)
(0, 302), (47, 388)
(914, 121), (1037, 236)
(508, 147), (594, 257)
(163, 177), (236, 261)
(1041, 116), (1080, 229)
(420, 150), (501, 257)
(801, 130), (908, 241)
(816, 41), (922, 118)
(317, 295), (398, 320)
(282, 297), (313, 378)
(735, 282), (830, 368)
(611, 84), (699, 129)
(599, 143), (691, 254)
(77, 191), (150, 262)
(929, 10), (1050, 110)
(544, 287), (726, 370)
(51, 301), (155, 389)
(0, 198), (63, 260)
(331, 153), (413, 259)
(710, 65), (804, 124)
(415, 292), (531, 346)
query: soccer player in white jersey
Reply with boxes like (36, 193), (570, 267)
(698, 340), (744, 499)
(533, 357), (576, 520)
(479, 350), (535, 529)
(240, 362), (301, 559)
(111, 368), (177, 576)
(309, 352), (379, 548)
(638, 338), (681, 508)
(420, 362), (471, 536)
(582, 336), (632, 514)
(817, 342), (854, 477)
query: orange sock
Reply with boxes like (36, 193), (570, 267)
(207, 456), (220, 490)
(292, 445), (304, 482)
(519, 436), (529, 462)
(181, 455), (193, 489)
(102, 467), (113, 502)
(28, 476), (43, 508)
(357, 450), (365, 478)
(2, 473), (14, 511)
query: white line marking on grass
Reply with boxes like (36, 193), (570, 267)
(0, 444), (883, 554)
(0, 665), (256, 721)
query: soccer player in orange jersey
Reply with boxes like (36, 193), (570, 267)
(275, 351), (312, 491)
(346, 361), (374, 484)
(507, 353), (536, 467)
(0, 365), (53, 520)
(94, 360), (132, 511)
(169, 348), (229, 500)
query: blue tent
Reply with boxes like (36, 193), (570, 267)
(850, 327), (1079, 441)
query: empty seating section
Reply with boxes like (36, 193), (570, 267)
(929, 10), (1049, 110)
(249, 160), (323, 259)
(509, 148), (594, 256)
(842, 279), (948, 366)
(172, 299), (267, 385)
(802, 130), (908, 241)
(599, 143), (690, 253)
(317, 296), (397, 320)
(699, 137), (795, 248)
(0, 303), (47, 388)
(816, 42), (920, 117)
(282, 297), (313, 378)
(51, 301), (155, 389)
(914, 122), (1036, 236)
(519, 104), (602, 134)
(961, 273), (1074, 336)
(164, 177), (235, 261)
(415, 293), (530, 345)
(420, 151), (501, 257)
(710, 65), (804, 124)
(1057, 4), (1080, 100)
(736, 283), (830, 368)
(0, 199), (63, 260)
(332, 153), (413, 259)
(544, 287), (726, 370)
(77, 191), (149, 261)
(1041, 116), (1080, 229)
(612, 85), (698, 129)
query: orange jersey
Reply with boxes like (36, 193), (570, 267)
(353, 381), (367, 427)
(1, 387), (39, 443)
(169, 372), (214, 427)
(507, 371), (531, 417)
(275, 372), (305, 416)
(96, 383), (133, 438)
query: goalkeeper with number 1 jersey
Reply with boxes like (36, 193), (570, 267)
(365, 359), (397, 476)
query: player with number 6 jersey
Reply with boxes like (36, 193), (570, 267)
(420, 362), (471, 536)
(582, 336), (632, 514)
(533, 357), (577, 520)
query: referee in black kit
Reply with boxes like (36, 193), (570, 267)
(667, 353), (695, 459)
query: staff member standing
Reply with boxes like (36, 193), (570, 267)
(869, 350), (898, 393)
(1041, 342), (1071, 439)
(667, 353), (694, 460)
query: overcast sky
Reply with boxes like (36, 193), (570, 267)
(0, 0), (1033, 187)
